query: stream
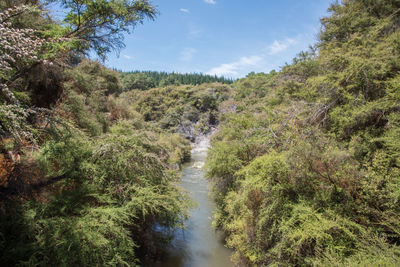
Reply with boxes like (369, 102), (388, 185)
(146, 135), (234, 267)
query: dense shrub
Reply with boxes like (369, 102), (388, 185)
(206, 0), (400, 265)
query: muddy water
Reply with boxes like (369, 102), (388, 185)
(147, 136), (233, 267)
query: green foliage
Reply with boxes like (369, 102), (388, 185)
(0, 2), (196, 266)
(123, 83), (232, 135)
(61, 60), (125, 135)
(53, 0), (157, 59)
(235, 71), (278, 99)
(206, 0), (400, 266)
(0, 48), (195, 267)
(121, 72), (156, 91)
(160, 75), (181, 87)
(119, 70), (234, 89)
(1, 119), (192, 265)
(67, 60), (122, 95)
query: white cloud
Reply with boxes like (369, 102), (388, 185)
(206, 56), (262, 76)
(206, 37), (302, 77)
(204, 0), (216, 4)
(180, 8), (189, 13)
(122, 54), (133, 59)
(267, 38), (296, 55)
(180, 48), (197, 61)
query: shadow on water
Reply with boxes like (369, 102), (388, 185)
(144, 136), (233, 267)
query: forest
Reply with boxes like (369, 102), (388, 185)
(119, 71), (233, 91)
(1, 0), (400, 266)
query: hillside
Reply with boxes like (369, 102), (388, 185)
(206, 0), (400, 266)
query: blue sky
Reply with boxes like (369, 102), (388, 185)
(105, 0), (334, 78)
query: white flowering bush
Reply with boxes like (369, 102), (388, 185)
(0, 5), (51, 143)
(0, 104), (34, 141)
(0, 5), (47, 103)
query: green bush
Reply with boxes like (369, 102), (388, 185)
(206, 1), (400, 265)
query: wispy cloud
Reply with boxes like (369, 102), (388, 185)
(180, 8), (189, 13)
(206, 56), (262, 76)
(206, 37), (301, 77)
(122, 54), (133, 60)
(267, 38), (296, 55)
(204, 0), (216, 5)
(180, 48), (197, 61)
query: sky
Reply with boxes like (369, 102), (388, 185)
(105, 0), (334, 79)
